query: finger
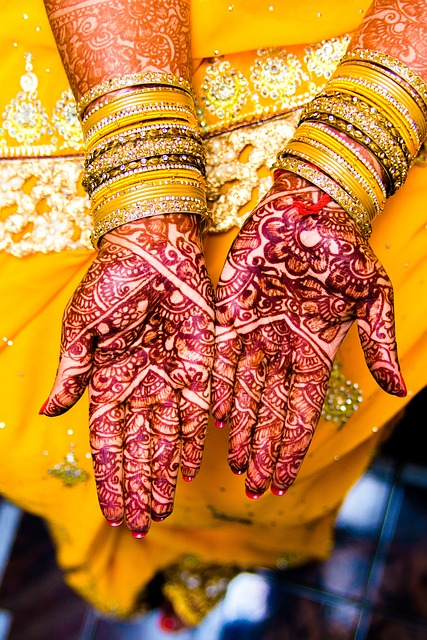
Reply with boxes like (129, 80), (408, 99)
(356, 284), (406, 397)
(40, 333), (94, 416)
(179, 384), (210, 480)
(211, 329), (242, 420)
(244, 366), (290, 495)
(89, 402), (125, 525)
(227, 349), (267, 475)
(271, 369), (329, 491)
(122, 402), (152, 536)
(150, 395), (181, 522)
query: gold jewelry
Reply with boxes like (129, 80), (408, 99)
(342, 49), (427, 116)
(77, 71), (194, 119)
(273, 155), (372, 237)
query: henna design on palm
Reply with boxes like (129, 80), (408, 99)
(42, 214), (215, 534)
(212, 172), (406, 496)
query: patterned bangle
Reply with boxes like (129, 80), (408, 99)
(282, 136), (380, 222)
(77, 71), (195, 119)
(328, 74), (422, 157)
(301, 93), (410, 192)
(86, 122), (202, 165)
(342, 49), (427, 117)
(273, 155), (372, 238)
(297, 121), (387, 213)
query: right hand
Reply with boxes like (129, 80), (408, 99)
(40, 214), (215, 536)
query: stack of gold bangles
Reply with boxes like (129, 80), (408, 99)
(274, 49), (427, 238)
(77, 72), (211, 248)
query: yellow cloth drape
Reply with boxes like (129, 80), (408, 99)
(0, 0), (426, 618)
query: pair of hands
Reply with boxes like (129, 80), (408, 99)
(40, 171), (406, 536)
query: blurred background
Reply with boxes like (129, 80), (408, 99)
(0, 386), (426, 640)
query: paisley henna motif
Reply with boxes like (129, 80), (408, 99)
(43, 0), (192, 98)
(212, 171), (406, 496)
(42, 214), (215, 533)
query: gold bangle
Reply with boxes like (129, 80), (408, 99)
(91, 166), (206, 207)
(332, 63), (426, 145)
(85, 136), (205, 177)
(82, 88), (196, 137)
(328, 74), (421, 157)
(84, 104), (198, 150)
(86, 121), (202, 164)
(295, 122), (387, 213)
(92, 179), (207, 223)
(301, 93), (410, 190)
(283, 137), (379, 221)
(273, 155), (372, 238)
(83, 156), (206, 196)
(77, 71), (195, 119)
(342, 49), (427, 116)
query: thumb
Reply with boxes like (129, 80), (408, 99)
(39, 336), (94, 416)
(356, 289), (406, 398)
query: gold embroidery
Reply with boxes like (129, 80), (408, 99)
(0, 157), (92, 256)
(196, 36), (351, 135)
(205, 111), (301, 230)
(321, 361), (363, 427)
(0, 53), (83, 158)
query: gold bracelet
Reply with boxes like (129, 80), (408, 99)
(273, 155), (372, 238)
(92, 179), (207, 222)
(84, 104), (198, 150)
(82, 88), (196, 137)
(77, 71), (195, 119)
(283, 137), (379, 221)
(301, 92), (410, 191)
(91, 166), (206, 207)
(342, 50), (427, 116)
(296, 121), (387, 212)
(86, 135), (205, 178)
(83, 156), (206, 196)
(328, 74), (421, 157)
(331, 63), (426, 147)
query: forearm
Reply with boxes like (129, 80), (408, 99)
(42, 0), (193, 100)
(350, 0), (427, 81)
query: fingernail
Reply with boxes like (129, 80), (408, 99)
(183, 475), (194, 483)
(214, 420), (225, 429)
(271, 486), (288, 497)
(106, 518), (123, 527)
(397, 377), (407, 397)
(39, 399), (49, 415)
(151, 514), (166, 523)
(245, 489), (263, 500)
(159, 614), (180, 632)
(231, 467), (244, 475)
(131, 530), (147, 539)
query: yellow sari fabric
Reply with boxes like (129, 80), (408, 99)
(0, 0), (426, 618)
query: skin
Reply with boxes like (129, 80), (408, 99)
(40, 0), (426, 530)
(211, 0), (427, 496)
(211, 172), (406, 496)
(41, 0), (215, 535)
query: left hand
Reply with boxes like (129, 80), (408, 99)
(212, 171), (406, 497)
